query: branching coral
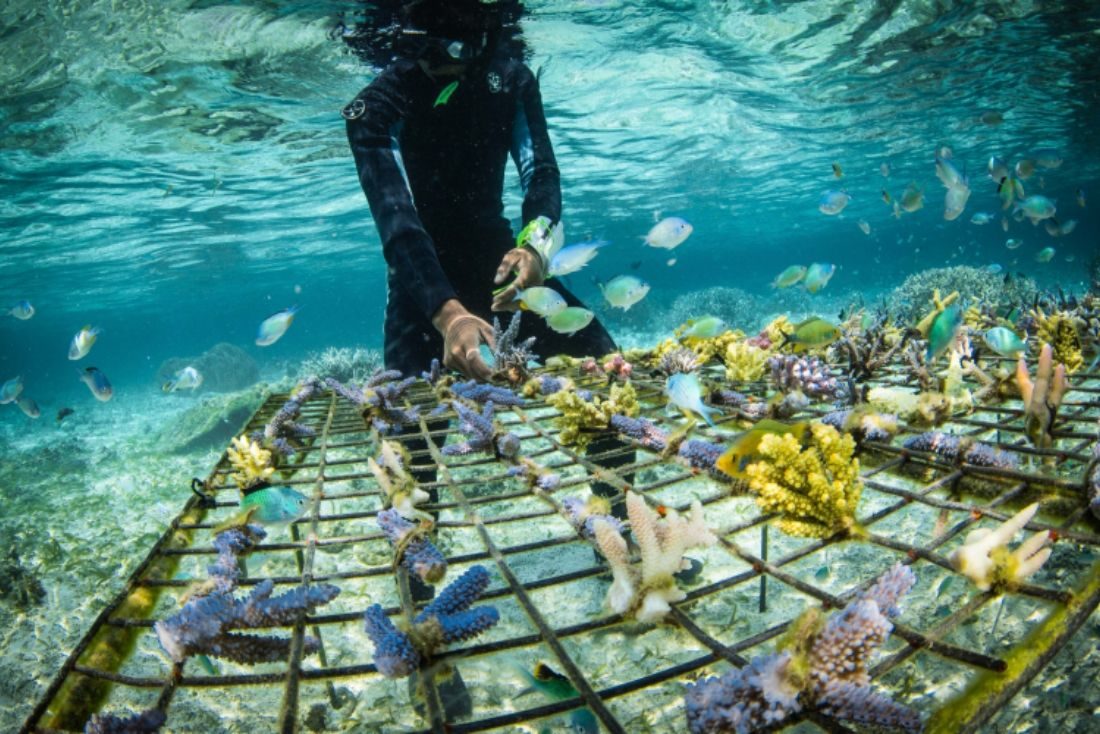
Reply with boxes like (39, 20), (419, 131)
(723, 341), (770, 382)
(768, 354), (842, 400)
(441, 401), (521, 460)
(504, 457), (561, 492)
(521, 373), (572, 397)
(547, 381), (639, 449)
(592, 491), (716, 623)
(685, 563), (920, 733)
(155, 528), (340, 664)
(84, 708), (166, 734)
(326, 370), (419, 433)
(363, 565), (499, 678)
(658, 346), (701, 375)
(949, 503), (1052, 591)
(821, 408), (898, 443)
(1016, 342), (1068, 450)
(255, 378), (321, 456)
(489, 312), (538, 384)
(377, 508), (447, 584)
(902, 431), (1019, 470)
(744, 423), (863, 538)
(835, 312), (909, 382)
(1030, 307), (1084, 374)
(226, 434), (274, 490)
(369, 440), (431, 521)
(452, 379), (525, 407)
(562, 494), (624, 540)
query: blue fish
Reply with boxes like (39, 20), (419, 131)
(8, 300), (34, 320)
(514, 662), (598, 734)
(665, 372), (719, 428)
(0, 376), (23, 405)
(78, 367), (113, 401)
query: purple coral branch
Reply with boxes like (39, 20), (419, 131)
(442, 401), (520, 459)
(769, 354), (843, 400)
(376, 508), (447, 584)
(84, 708), (166, 734)
(902, 431), (1019, 470)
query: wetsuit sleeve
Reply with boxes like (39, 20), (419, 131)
(345, 67), (457, 321)
(510, 67), (562, 225)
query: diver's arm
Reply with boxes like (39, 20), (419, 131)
(345, 65), (458, 322)
(510, 65), (562, 226)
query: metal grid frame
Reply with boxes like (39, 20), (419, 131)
(21, 356), (1100, 733)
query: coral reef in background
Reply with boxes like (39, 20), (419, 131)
(152, 385), (269, 453)
(902, 431), (1019, 470)
(369, 440), (431, 521)
(297, 346), (382, 383)
(1016, 343), (1068, 450)
(377, 509), (447, 584)
(363, 565), (499, 678)
(745, 423), (863, 538)
(684, 563), (920, 734)
(441, 401), (521, 460)
(887, 266), (1038, 324)
(547, 381), (639, 449)
(666, 286), (765, 336)
(157, 342), (260, 393)
(592, 491), (716, 623)
(154, 526), (340, 664)
(84, 707), (166, 733)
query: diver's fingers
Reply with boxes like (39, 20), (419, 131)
(467, 353), (493, 382)
(491, 285), (520, 311)
(494, 251), (522, 285)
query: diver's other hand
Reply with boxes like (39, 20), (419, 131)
(492, 246), (544, 312)
(434, 300), (494, 381)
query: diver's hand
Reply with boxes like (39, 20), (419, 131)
(433, 300), (495, 381)
(491, 246), (544, 312)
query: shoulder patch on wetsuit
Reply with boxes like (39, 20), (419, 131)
(342, 98), (366, 120)
(486, 71), (502, 94)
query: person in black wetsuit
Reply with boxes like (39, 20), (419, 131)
(343, 0), (616, 380)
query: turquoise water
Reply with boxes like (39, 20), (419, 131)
(1, 1), (1099, 731)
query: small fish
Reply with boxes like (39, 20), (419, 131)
(803, 262), (836, 294)
(1076, 188), (1086, 208)
(1001, 217), (1009, 232)
(665, 372), (719, 427)
(935, 153), (966, 190)
(880, 162), (891, 177)
(1015, 195), (1056, 225)
(857, 219), (871, 235)
(0, 376), (24, 404)
(1014, 159), (1036, 180)
(1032, 149), (1062, 169)
(944, 183), (970, 221)
(987, 156), (1008, 182)
(1035, 246), (1055, 263)
(600, 275), (650, 311)
(215, 486), (310, 534)
(56, 406), (74, 424)
(545, 307), (593, 335)
(163, 365), (204, 393)
(984, 263), (1003, 274)
(979, 110), (1003, 125)
(548, 240), (608, 277)
(512, 287), (568, 317)
(79, 367), (113, 401)
(256, 306), (299, 346)
(1056, 219), (1077, 236)
(514, 662), (598, 734)
(997, 175), (1024, 210)
(644, 217), (693, 249)
(773, 265), (807, 289)
(8, 300), (34, 320)
(818, 190), (850, 215)
(983, 326), (1026, 358)
(1044, 220), (1061, 237)
(899, 183), (923, 213)
(832, 162), (843, 178)
(782, 317), (841, 351)
(969, 212), (994, 225)
(68, 325), (101, 360)
(926, 305), (962, 361)
(716, 420), (811, 479)
(16, 396), (40, 419)
(1005, 238), (1023, 250)
(680, 316), (728, 340)
(881, 189), (892, 205)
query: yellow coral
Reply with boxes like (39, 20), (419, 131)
(723, 340), (770, 382)
(547, 381), (639, 449)
(745, 423), (863, 538)
(762, 315), (795, 351)
(227, 434), (274, 490)
(1032, 308), (1084, 374)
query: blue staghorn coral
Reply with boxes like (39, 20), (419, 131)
(154, 528), (340, 664)
(902, 431), (1019, 470)
(377, 508), (447, 584)
(254, 377), (321, 456)
(768, 354), (844, 400)
(325, 369), (419, 433)
(684, 563), (920, 733)
(84, 708), (166, 734)
(452, 379), (526, 407)
(442, 401), (521, 459)
(363, 565), (500, 679)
